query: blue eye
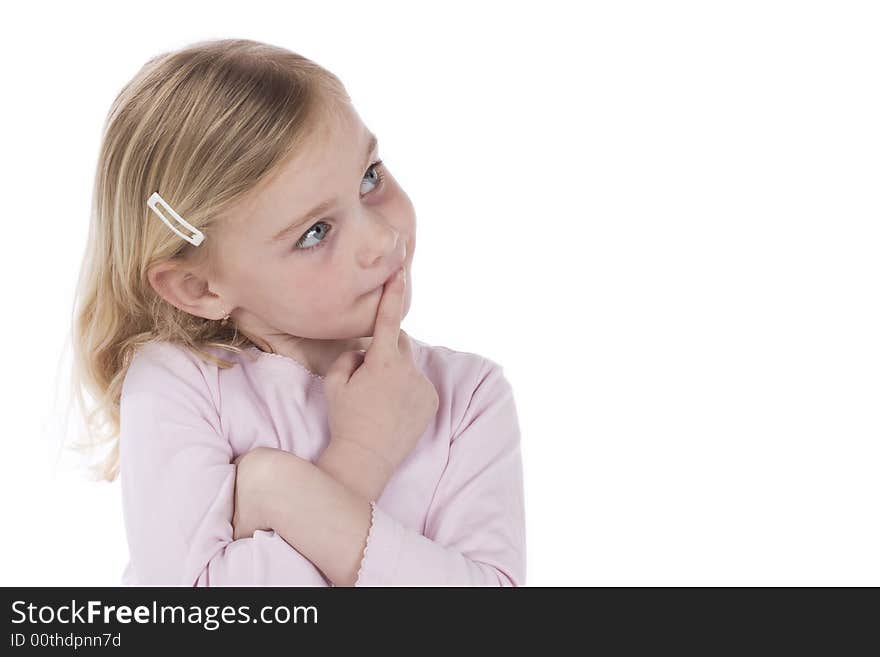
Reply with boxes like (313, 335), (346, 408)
(294, 159), (386, 253)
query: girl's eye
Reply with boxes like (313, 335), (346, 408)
(294, 159), (386, 253)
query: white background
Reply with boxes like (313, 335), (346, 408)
(1, 0), (878, 586)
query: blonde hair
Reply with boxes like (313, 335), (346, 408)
(67, 38), (351, 482)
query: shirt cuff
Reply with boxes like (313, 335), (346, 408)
(354, 501), (404, 586)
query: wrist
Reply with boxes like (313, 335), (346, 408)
(317, 438), (394, 502)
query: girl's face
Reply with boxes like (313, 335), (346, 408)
(210, 104), (415, 346)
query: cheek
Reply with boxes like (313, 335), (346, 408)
(304, 277), (353, 316)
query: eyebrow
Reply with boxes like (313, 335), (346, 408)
(269, 132), (378, 243)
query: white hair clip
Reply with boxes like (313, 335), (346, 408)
(146, 191), (205, 246)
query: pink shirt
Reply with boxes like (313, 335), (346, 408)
(118, 336), (526, 586)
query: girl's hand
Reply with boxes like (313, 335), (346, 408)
(231, 448), (276, 541)
(323, 267), (440, 477)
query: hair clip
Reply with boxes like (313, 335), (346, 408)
(146, 191), (205, 246)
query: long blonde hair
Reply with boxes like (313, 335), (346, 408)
(67, 38), (350, 482)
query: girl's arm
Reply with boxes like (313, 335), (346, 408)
(121, 341), (523, 586)
(315, 438), (394, 503)
(235, 445), (375, 587)
(232, 435), (396, 585)
(239, 358), (527, 587)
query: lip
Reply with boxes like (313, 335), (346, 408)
(368, 266), (404, 295)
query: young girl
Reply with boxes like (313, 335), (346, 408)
(70, 38), (526, 586)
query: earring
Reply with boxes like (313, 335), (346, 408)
(220, 312), (231, 326)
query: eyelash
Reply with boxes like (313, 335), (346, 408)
(294, 159), (386, 254)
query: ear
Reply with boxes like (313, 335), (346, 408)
(147, 260), (228, 322)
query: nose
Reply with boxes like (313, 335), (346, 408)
(358, 217), (403, 268)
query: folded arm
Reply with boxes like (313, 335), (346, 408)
(121, 344), (525, 587)
(253, 359), (527, 586)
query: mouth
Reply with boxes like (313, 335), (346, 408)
(366, 267), (403, 295)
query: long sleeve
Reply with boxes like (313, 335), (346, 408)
(353, 359), (527, 586)
(118, 345), (330, 586)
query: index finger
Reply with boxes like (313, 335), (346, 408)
(369, 266), (405, 355)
